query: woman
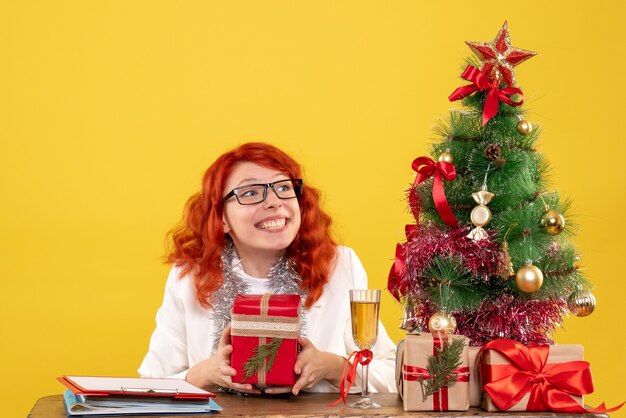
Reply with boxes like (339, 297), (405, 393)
(139, 142), (396, 395)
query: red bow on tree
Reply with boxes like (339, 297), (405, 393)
(478, 339), (623, 413)
(387, 225), (417, 301)
(448, 65), (524, 126)
(410, 156), (459, 228)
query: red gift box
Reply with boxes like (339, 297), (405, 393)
(230, 293), (300, 387)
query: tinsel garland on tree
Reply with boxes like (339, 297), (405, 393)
(394, 224), (569, 345)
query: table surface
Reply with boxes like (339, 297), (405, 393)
(28, 393), (609, 418)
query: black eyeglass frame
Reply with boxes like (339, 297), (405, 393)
(222, 178), (303, 205)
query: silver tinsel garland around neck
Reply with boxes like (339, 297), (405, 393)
(209, 239), (308, 354)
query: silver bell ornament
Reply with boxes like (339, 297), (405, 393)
(400, 304), (419, 333)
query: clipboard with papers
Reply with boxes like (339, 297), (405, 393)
(58, 375), (221, 416)
(58, 376), (215, 399)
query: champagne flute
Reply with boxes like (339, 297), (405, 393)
(349, 289), (381, 408)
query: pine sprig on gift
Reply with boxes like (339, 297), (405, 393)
(243, 337), (283, 381)
(419, 338), (466, 402)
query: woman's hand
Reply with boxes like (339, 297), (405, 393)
(185, 326), (261, 394)
(264, 336), (346, 396)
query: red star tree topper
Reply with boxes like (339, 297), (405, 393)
(465, 21), (536, 87)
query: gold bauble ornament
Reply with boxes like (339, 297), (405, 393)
(568, 285), (596, 317)
(517, 119), (533, 135)
(541, 209), (566, 235)
(438, 150), (454, 164)
(428, 310), (457, 334)
(515, 263), (544, 293)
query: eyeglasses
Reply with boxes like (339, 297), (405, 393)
(223, 179), (303, 205)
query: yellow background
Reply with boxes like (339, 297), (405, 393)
(1, 1), (624, 416)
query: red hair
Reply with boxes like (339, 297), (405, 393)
(166, 142), (337, 309)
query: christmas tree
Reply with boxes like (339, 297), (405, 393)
(388, 22), (596, 346)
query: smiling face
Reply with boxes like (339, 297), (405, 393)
(222, 161), (301, 270)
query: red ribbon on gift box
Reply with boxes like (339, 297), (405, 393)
(448, 65), (524, 126)
(435, 335), (462, 411)
(402, 364), (470, 411)
(478, 339), (624, 413)
(402, 364), (470, 381)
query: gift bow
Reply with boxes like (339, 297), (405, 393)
(329, 349), (372, 406)
(410, 156), (459, 228)
(479, 339), (623, 413)
(387, 225), (417, 301)
(397, 156), (459, 299)
(387, 242), (407, 301)
(448, 65), (524, 126)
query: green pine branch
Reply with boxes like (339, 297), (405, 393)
(419, 338), (466, 402)
(242, 337), (282, 381)
(532, 245), (588, 300)
(422, 256), (484, 310)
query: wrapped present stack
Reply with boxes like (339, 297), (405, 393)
(396, 333), (624, 413)
(230, 293), (301, 387)
(389, 22), (623, 414)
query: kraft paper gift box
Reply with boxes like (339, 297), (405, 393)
(396, 333), (470, 411)
(468, 346), (482, 407)
(230, 293), (300, 387)
(480, 340), (585, 412)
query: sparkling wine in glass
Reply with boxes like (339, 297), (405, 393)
(349, 289), (381, 408)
